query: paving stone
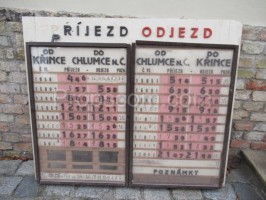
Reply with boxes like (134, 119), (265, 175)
(0, 160), (22, 175)
(242, 149), (266, 187)
(115, 187), (142, 200)
(16, 160), (34, 176)
(203, 184), (236, 200)
(14, 176), (39, 198)
(102, 189), (115, 200)
(233, 183), (264, 200)
(43, 185), (74, 197)
(227, 169), (249, 184)
(75, 186), (110, 199)
(227, 161), (254, 183)
(143, 188), (171, 200)
(0, 195), (11, 200)
(0, 176), (22, 195)
(35, 197), (81, 200)
(172, 189), (203, 200)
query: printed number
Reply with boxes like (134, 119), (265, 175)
(70, 140), (75, 146)
(67, 75), (86, 82)
(200, 87), (206, 94)
(98, 85), (104, 92)
(201, 76), (207, 84)
(169, 87), (174, 93)
(67, 75), (73, 82)
(170, 76), (175, 84)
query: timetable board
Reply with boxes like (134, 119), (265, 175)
(26, 43), (130, 185)
(23, 17), (242, 188)
(130, 41), (238, 188)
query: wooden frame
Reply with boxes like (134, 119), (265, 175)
(129, 41), (239, 188)
(26, 42), (131, 186)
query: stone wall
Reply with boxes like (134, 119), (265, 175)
(0, 8), (265, 159)
(231, 26), (266, 151)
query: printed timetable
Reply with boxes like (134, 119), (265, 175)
(131, 42), (238, 187)
(27, 43), (130, 185)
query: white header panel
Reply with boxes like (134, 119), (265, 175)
(22, 17), (242, 45)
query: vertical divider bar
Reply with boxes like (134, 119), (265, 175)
(218, 45), (239, 187)
(26, 43), (41, 182)
(125, 44), (132, 186)
(128, 43), (136, 186)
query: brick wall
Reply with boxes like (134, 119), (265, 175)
(231, 25), (266, 151)
(0, 8), (265, 159)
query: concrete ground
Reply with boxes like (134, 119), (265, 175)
(242, 149), (266, 188)
(0, 159), (265, 200)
